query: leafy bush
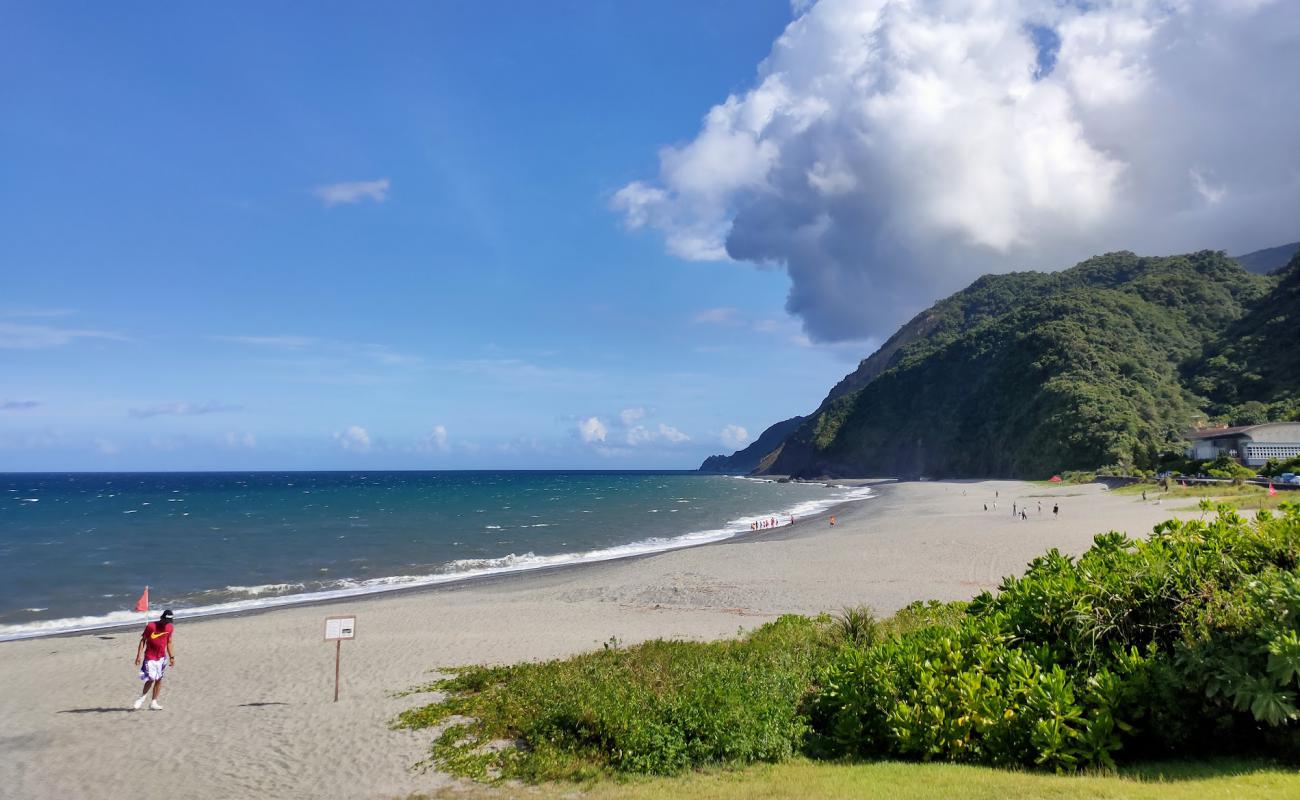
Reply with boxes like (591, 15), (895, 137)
(1205, 454), (1257, 482)
(395, 615), (833, 781)
(811, 504), (1300, 770)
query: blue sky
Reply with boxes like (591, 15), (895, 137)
(6, 1), (1297, 471)
(0, 1), (867, 470)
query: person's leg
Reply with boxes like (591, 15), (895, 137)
(152, 678), (163, 699)
(133, 678), (153, 709)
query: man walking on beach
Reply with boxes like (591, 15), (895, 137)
(133, 609), (175, 710)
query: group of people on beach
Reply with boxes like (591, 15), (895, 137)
(982, 490), (1059, 520)
(750, 515), (794, 531)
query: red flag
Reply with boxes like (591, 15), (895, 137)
(134, 586), (149, 613)
(1269, 483), (1278, 497)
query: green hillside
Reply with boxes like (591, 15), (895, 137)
(763, 250), (1276, 478)
(1188, 252), (1300, 423)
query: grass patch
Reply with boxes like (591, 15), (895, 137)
(394, 615), (835, 782)
(405, 758), (1300, 800)
(1110, 482), (1290, 511)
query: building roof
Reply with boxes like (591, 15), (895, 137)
(1186, 422), (1300, 440)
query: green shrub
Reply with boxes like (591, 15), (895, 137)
(831, 606), (880, 648)
(399, 509), (1300, 783)
(811, 504), (1300, 770)
(395, 614), (833, 781)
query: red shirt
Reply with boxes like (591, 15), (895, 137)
(142, 621), (173, 660)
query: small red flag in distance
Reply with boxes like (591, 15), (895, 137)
(134, 586), (149, 613)
(1269, 483), (1278, 497)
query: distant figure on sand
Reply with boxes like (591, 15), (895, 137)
(829, 515), (836, 527)
(983, 503), (988, 511)
(133, 609), (175, 711)
(1037, 501), (1042, 515)
(1053, 503), (1059, 519)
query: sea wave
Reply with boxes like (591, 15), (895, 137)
(0, 483), (875, 642)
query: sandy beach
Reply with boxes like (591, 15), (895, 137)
(0, 480), (1190, 800)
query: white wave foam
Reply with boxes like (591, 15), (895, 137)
(222, 583), (306, 596)
(0, 483), (875, 642)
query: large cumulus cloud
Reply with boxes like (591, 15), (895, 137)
(613, 0), (1300, 341)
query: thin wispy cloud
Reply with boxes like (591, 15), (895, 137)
(0, 322), (129, 349)
(619, 407), (647, 425)
(692, 307), (742, 326)
(129, 401), (242, 419)
(1, 400), (40, 411)
(216, 334), (422, 368)
(314, 178), (391, 207)
(0, 308), (76, 319)
(223, 432), (257, 449)
(213, 335), (320, 350)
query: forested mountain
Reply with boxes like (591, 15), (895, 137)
(703, 247), (1296, 479)
(1188, 251), (1300, 422)
(699, 415), (804, 473)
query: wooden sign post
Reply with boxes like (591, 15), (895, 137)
(324, 615), (356, 702)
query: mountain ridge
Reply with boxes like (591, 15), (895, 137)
(702, 242), (1298, 478)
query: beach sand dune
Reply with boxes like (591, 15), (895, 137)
(0, 480), (1186, 799)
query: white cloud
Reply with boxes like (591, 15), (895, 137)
(616, 0), (1300, 342)
(658, 423), (691, 443)
(314, 178), (391, 206)
(619, 407), (647, 425)
(625, 425), (655, 445)
(129, 401), (241, 419)
(417, 424), (450, 453)
(1190, 168), (1227, 206)
(720, 424), (750, 450)
(578, 416), (607, 443)
(334, 425), (372, 452)
(0, 322), (128, 349)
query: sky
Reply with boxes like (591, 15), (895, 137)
(3, 1), (1298, 471)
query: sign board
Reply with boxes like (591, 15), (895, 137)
(324, 616), (356, 641)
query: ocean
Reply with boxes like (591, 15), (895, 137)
(0, 471), (872, 640)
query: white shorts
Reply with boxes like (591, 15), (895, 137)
(140, 658), (168, 682)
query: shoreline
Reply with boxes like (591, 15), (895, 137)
(0, 478), (887, 643)
(0, 479), (1189, 800)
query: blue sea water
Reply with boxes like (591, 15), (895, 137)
(0, 471), (871, 639)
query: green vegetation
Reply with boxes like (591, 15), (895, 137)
(1189, 251), (1300, 424)
(811, 506), (1300, 770)
(408, 758), (1300, 800)
(751, 250), (1299, 479)
(395, 615), (836, 781)
(399, 507), (1300, 785)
